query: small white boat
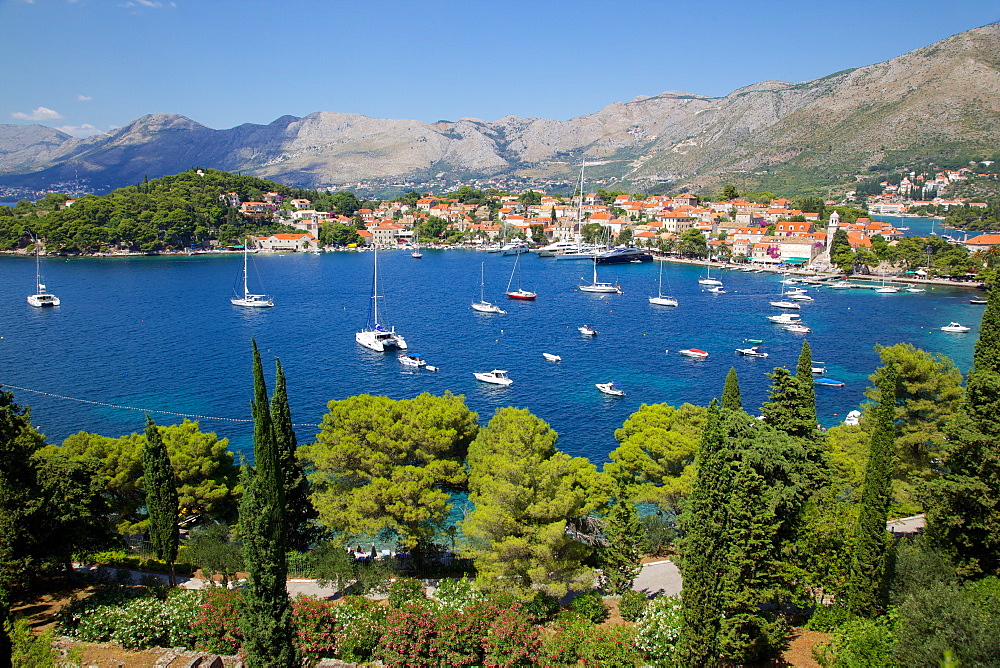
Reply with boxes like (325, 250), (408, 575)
(770, 300), (801, 309)
(698, 260), (723, 286)
(398, 354), (427, 367)
(788, 292), (814, 301)
(828, 281), (852, 289)
(472, 262), (506, 314)
(595, 382), (625, 396)
(784, 324), (812, 333)
(736, 346), (768, 358)
(474, 369), (513, 386)
(812, 362), (827, 374)
(679, 348), (709, 359)
(875, 285), (900, 294)
(768, 313), (802, 324)
(706, 286), (726, 294)
(844, 410), (862, 426)
(542, 353), (562, 362)
(579, 325), (598, 336)
(941, 322), (971, 333)
(970, 297), (988, 304)
(905, 286), (925, 294)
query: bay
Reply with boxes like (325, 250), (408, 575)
(0, 250), (983, 464)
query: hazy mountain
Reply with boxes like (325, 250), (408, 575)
(2, 22), (998, 196)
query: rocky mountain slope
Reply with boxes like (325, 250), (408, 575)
(2, 22), (998, 195)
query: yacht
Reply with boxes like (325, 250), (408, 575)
(578, 325), (598, 336)
(596, 247), (652, 264)
(595, 382), (625, 397)
(579, 257), (622, 294)
(501, 240), (531, 255)
(844, 410), (862, 426)
(474, 369), (513, 386)
(231, 240), (273, 308)
(735, 346), (768, 358)
(26, 236), (60, 307)
(356, 247), (407, 352)
(471, 262), (506, 314)
(941, 322), (971, 333)
(768, 312), (802, 324)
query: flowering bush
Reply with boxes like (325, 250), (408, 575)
(433, 576), (484, 610)
(333, 595), (386, 662)
(618, 589), (649, 622)
(191, 587), (243, 655)
(578, 624), (640, 667)
(62, 589), (204, 651)
(540, 612), (593, 666)
(377, 603), (438, 666)
(483, 606), (541, 667)
(430, 606), (487, 666)
(292, 595), (338, 660)
(568, 591), (609, 623)
(635, 595), (682, 663)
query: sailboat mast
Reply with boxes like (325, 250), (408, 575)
(35, 236), (42, 292)
(480, 262), (486, 302)
(577, 160), (586, 240)
(243, 240), (250, 298)
(372, 246), (379, 326)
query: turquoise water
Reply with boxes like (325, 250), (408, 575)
(0, 250), (983, 463)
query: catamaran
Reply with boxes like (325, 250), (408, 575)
(356, 246), (407, 351)
(26, 235), (60, 307)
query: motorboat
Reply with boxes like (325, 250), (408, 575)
(905, 286), (925, 293)
(505, 252), (537, 300)
(595, 382), (625, 396)
(812, 362), (827, 374)
(26, 236), (60, 307)
(553, 244), (602, 260)
(941, 322), (971, 333)
(474, 369), (513, 386)
(356, 247), (407, 352)
(679, 348), (709, 359)
(595, 247), (652, 264)
(472, 262), (506, 314)
(736, 346), (768, 358)
(398, 354), (427, 367)
(970, 297), (988, 304)
(844, 410), (862, 426)
(706, 286), (726, 294)
(579, 257), (622, 294)
(814, 378), (845, 387)
(767, 313), (802, 324)
(542, 353), (562, 362)
(231, 239), (273, 308)
(501, 241), (531, 255)
(827, 281), (852, 289)
(743, 338), (763, 344)
(788, 293), (814, 302)
(770, 300), (801, 309)
(578, 325), (598, 336)
(478, 242), (503, 253)
(784, 324), (812, 333)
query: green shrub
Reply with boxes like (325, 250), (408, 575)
(191, 588), (243, 655)
(568, 590), (609, 623)
(618, 590), (649, 622)
(65, 590), (203, 651)
(388, 577), (426, 607)
(814, 614), (896, 668)
(524, 591), (561, 624)
(9, 617), (56, 666)
(635, 595), (682, 664)
(578, 624), (640, 667)
(433, 576), (484, 610)
(541, 613), (593, 665)
(292, 595), (337, 661)
(806, 603), (854, 632)
(333, 596), (386, 663)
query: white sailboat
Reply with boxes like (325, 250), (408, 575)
(698, 258), (723, 286)
(26, 235), (60, 307)
(472, 262), (506, 314)
(649, 260), (678, 307)
(875, 271), (900, 294)
(230, 239), (273, 307)
(411, 240), (422, 259)
(356, 246), (407, 351)
(770, 277), (801, 309)
(579, 256), (622, 293)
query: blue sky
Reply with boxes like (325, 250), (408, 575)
(2, 0), (998, 137)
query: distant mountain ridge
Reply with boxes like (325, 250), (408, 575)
(2, 22), (999, 196)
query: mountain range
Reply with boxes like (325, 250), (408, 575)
(2, 22), (999, 197)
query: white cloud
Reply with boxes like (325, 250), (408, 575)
(55, 123), (103, 137)
(11, 106), (63, 121)
(76, 94), (93, 101)
(119, 0), (177, 8)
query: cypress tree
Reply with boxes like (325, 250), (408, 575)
(677, 401), (726, 667)
(794, 340), (817, 432)
(926, 286), (1000, 576)
(142, 416), (178, 584)
(270, 359), (317, 551)
(239, 341), (297, 667)
(760, 367), (815, 440)
(845, 365), (898, 617)
(597, 492), (643, 596)
(721, 367), (741, 411)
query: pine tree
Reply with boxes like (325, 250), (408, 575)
(142, 417), (178, 584)
(239, 341), (297, 667)
(270, 359), (317, 551)
(597, 492), (643, 596)
(926, 286), (1000, 576)
(845, 365), (898, 617)
(677, 401), (726, 667)
(721, 368), (741, 411)
(794, 340), (817, 432)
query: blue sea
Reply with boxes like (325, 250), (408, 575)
(0, 250), (983, 464)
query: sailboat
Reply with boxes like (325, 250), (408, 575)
(649, 260), (678, 307)
(230, 239), (273, 307)
(26, 235), (60, 307)
(505, 252), (537, 300)
(579, 256), (622, 293)
(356, 246), (408, 351)
(411, 239), (422, 259)
(698, 257), (723, 286)
(472, 262), (506, 313)
(770, 276), (801, 309)
(875, 271), (900, 294)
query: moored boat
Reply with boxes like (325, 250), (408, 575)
(542, 353), (562, 362)
(473, 369), (513, 386)
(578, 325), (598, 336)
(679, 348), (709, 358)
(595, 382), (625, 396)
(736, 346), (768, 358)
(941, 322), (971, 333)
(814, 377), (845, 387)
